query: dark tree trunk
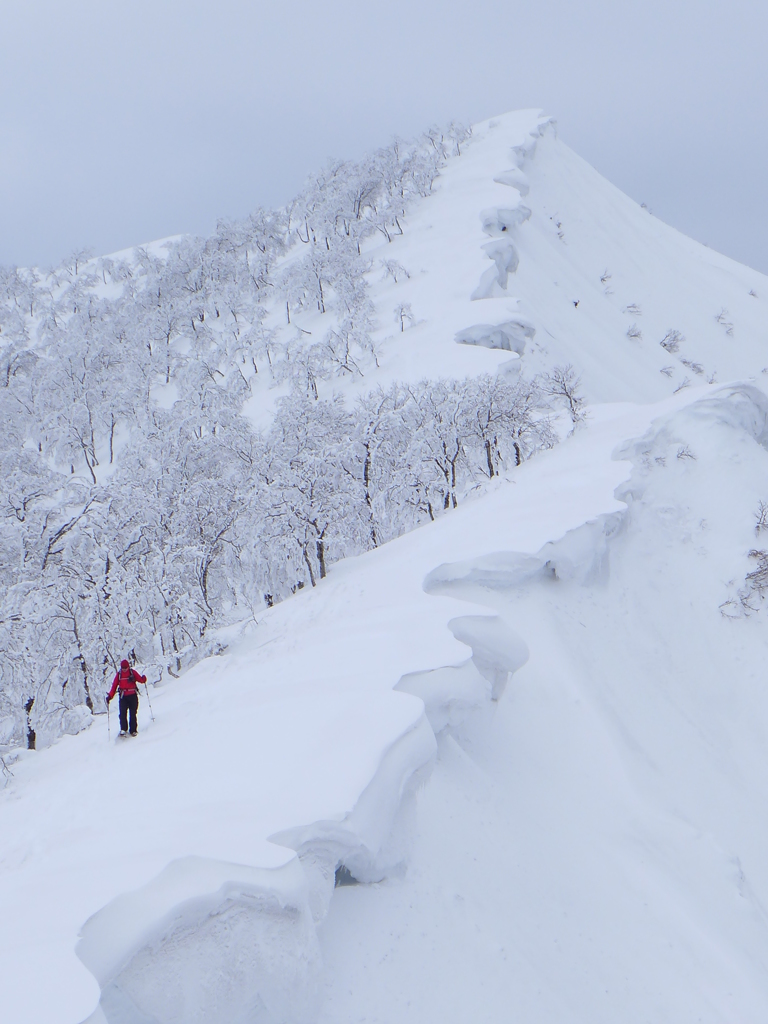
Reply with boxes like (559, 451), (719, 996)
(485, 439), (495, 478)
(363, 444), (378, 547)
(302, 545), (317, 587)
(25, 697), (36, 750)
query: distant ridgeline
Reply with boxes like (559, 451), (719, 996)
(0, 121), (576, 751)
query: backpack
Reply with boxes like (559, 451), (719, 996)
(119, 665), (137, 693)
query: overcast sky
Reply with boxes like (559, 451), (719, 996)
(1, 0), (766, 272)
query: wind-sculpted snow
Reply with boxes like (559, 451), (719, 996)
(493, 166), (530, 194)
(270, 712), (436, 910)
(74, 709), (435, 1024)
(393, 615), (529, 732)
(447, 615), (528, 700)
(422, 510), (627, 593)
(470, 239), (521, 298)
(425, 387), (768, 602)
(394, 661), (489, 735)
(480, 205), (532, 236)
(316, 383), (768, 1022)
(454, 318), (534, 353)
(471, 203), (535, 298)
(468, 129), (538, 300)
(78, 857), (321, 1024)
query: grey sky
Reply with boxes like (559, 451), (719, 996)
(2, 0), (766, 272)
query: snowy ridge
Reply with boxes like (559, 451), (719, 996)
(4, 106), (768, 1023)
(357, 110), (767, 401)
(1, 384), (708, 1024)
(76, 706), (437, 1024)
(316, 383), (768, 1022)
(73, 554), (536, 1021)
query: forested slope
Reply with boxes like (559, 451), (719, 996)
(0, 113), (567, 749)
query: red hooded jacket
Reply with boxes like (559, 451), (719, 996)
(107, 660), (147, 701)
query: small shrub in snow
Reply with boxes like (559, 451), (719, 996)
(681, 359), (704, 375)
(754, 501), (768, 536)
(676, 445), (696, 460)
(715, 309), (734, 335)
(722, 547), (768, 615)
(660, 330), (683, 353)
(623, 303), (642, 316)
(744, 550), (768, 599)
(626, 324), (642, 340)
(673, 377), (691, 393)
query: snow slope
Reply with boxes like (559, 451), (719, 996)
(319, 385), (768, 1024)
(3, 110), (768, 1023)
(253, 109), (768, 413)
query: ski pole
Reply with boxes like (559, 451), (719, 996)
(142, 681), (155, 722)
(106, 696), (111, 741)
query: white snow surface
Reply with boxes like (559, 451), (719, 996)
(4, 110), (768, 1023)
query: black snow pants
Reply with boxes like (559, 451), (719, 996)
(119, 692), (139, 734)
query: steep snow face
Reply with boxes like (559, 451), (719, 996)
(3, 109), (768, 1024)
(350, 111), (768, 404)
(318, 385), (768, 1024)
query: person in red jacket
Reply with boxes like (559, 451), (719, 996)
(106, 659), (147, 737)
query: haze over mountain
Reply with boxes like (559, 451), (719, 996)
(4, 2), (768, 274)
(2, 109), (768, 1024)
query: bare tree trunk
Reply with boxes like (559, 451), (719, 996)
(363, 444), (378, 547)
(25, 697), (36, 750)
(485, 439), (495, 478)
(80, 439), (97, 484)
(316, 539), (327, 580)
(302, 544), (316, 587)
(71, 611), (94, 711)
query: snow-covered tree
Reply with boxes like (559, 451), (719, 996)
(0, 117), (574, 754)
